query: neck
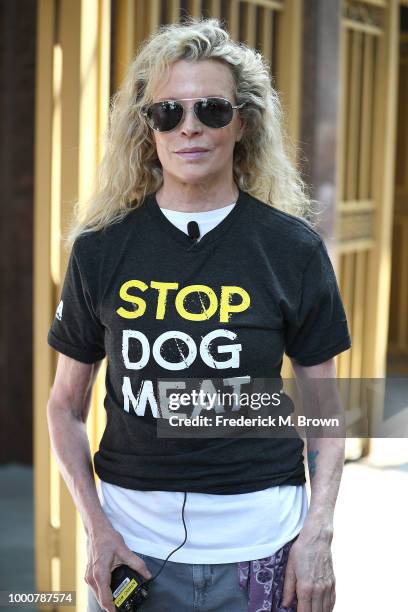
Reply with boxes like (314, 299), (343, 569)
(155, 176), (239, 212)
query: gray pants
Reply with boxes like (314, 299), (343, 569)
(87, 549), (249, 612)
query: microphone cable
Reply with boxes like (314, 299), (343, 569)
(142, 491), (188, 585)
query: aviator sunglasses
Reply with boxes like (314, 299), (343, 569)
(141, 96), (246, 132)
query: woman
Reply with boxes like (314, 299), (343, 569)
(47, 17), (351, 612)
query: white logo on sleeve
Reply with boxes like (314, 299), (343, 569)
(56, 300), (64, 321)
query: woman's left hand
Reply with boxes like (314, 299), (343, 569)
(281, 528), (336, 612)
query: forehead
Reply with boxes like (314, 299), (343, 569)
(152, 59), (235, 100)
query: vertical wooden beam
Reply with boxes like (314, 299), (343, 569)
(49, 22), (63, 597)
(346, 30), (363, 201)
(339, 252), (354, 379)
(364, 0), (399, 377)
(398, 221), (408, 351)
(349, 250), (365, 412)
(98, 0), (112, 164)
(148, 0), (162, 30)
(299, 0), (342, 243)
(209, 0), (222, 18)
(259, 6), (273, 61)
(188, 0), (202, 17)
(115, 0), (136, 88)
(359, 34), (375, 199)
(277, 0), (302, 152)
(35, 0), (112, 607)
(34, 0), (55, 598)
(168, 0), (182, 22)
(57, 1), (82, 600)
(337, 25), (348, 203)
(242, 2), (257, 47)
(224, 0), (239, 40)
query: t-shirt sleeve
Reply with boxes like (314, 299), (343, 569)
(284, 238), (352, 366)
(47, 239), (106, 364)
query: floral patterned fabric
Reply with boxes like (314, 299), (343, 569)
(238, 536), (298, 612)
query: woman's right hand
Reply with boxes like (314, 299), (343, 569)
(85, 526), (152, 612)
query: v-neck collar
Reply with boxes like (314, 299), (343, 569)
(143, 188), (248, 251)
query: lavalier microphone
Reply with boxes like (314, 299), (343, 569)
(187, 221), (200, 243)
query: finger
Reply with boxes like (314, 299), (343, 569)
(311, 585), (324, 612)
(298, 598), (313, 612)
(86, 575), (98, 592)
(94, 568), (116, 612)
(322, 583), (333, 612)
(281, 562), (297, 608)
(297, 587), (313, 612)
(97, 579), (116, 612)
(85, 563), (98, 595)
(329, 582), (336, 611)
(122, 551), (152, 580)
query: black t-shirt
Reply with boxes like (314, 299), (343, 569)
(47, 189), (352, 494)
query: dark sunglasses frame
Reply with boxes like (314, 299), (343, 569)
(141, 96), (246, 132)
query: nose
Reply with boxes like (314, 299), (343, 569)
(180, 105), (203, 136)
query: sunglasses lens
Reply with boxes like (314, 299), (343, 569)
(146, 101), (183, 131)
(196, 98), (233, 128)
(144, 98), (237, 131)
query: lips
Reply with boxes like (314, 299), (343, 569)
(175, 148), (210, 160)
(175, 148), (209, 153)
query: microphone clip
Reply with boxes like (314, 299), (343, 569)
(187, 221), (200, 250)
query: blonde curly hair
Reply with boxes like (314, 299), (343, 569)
(65, 15), (320, 249)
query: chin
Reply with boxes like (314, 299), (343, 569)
(178, 163), (222, 179)
(173, 170), (216, 184)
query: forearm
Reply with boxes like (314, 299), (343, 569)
(302, 436), (345, 538)
(47, 401), (112, 538)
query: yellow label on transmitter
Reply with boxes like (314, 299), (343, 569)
(114, 578), (138, 607)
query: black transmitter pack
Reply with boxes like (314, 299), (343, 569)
(110, 565), (149, 611)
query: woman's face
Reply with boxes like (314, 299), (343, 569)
(150, 59), (245, 187)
